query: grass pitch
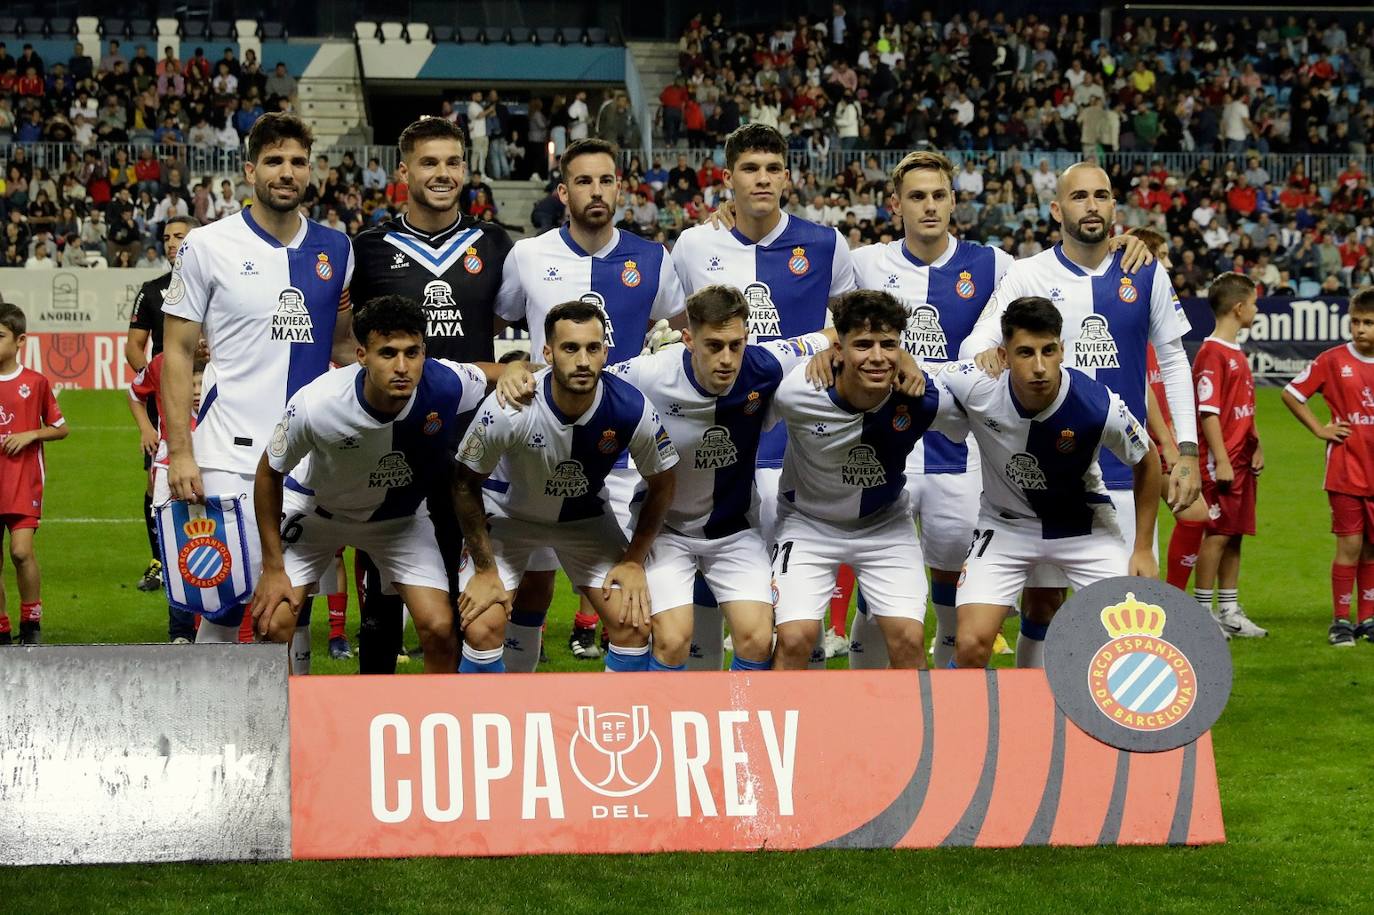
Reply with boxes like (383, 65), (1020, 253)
(2, 387), (1372, 913)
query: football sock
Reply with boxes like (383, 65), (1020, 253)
(573, 610), (599, 630)
(605, 643), (650, 672)
(1332, 562), (1356, 621)
(238, 608), (255, 643)
(195, 616), (241, 642)
(20, 601), (42, 624)
(327, 592), (347, 640)
(807, 628), (827, 670)
(930, 581), (958, 670)
(1217, 588), (1239, 615)
(459, 642), (506, 673)
(290, 626), (312, 674)
(730, 654), (770, 671)
(503, 607), (546, 673)
(1016, 616), (1049, 669)
(1358, 563), (1374, 623)
(143, 492), (158, 558)
(1166, 521), (1205, 590)
(830, 564), (855, 636)
(1194, 587), (1214, 616)
(647, 654), (686, 671)
(0, 611), (10, 635)
(687, 604), (725, 671)
(848, 594), (890, 669)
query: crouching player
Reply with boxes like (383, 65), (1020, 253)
(768, 289), (964, 669)
(249, 296), (501, 673)
(944, 296), (1160, 669)
(453, 301), (678, 672)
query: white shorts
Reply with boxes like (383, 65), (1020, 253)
(645, 528), (775, 614)
(280, 492), (449, 594)
(1026, 489), (1134, 589)
(754, 467), (783, 547)
(461, 513), (628, 592)
(958, 510), (1128, 608)
(906, 470), (981, 572)
(154, 466), (262, 595)
(772, 507), (928, 627)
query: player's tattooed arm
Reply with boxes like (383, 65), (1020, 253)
(453, 464), (508, 625)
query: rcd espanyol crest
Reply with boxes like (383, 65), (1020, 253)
(178, 516), (232, 589)
(569, 705), (663, 798)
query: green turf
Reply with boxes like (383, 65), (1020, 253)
(3, 388), (1373, 913)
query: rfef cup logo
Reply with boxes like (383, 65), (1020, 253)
(568, 705), (662, 798)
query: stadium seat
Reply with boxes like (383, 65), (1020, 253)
(457, 26), (486, 45)
(181, 20), (208, 39)
(128, 19), (154, 39)
(209, 20), (234, 39)
(585, 26), (609, 45)
(0, 17), (18, 38)
(260, 21), (285, 39)
(48, 17), (75, 37)
(560, 26), (584, 46)
(1298, 279), (1321, 297)
(354, 21), (380, 40)
(379, 21), (406, 42)
(101, 18), (128, 38)
(430, 24), (454, 42)
(535, 27), (558, 45)
(21, 17), (45, 36)
(406, 23), (432, 43)
(506, 27), (532, 45)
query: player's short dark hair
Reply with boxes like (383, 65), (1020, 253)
(352, 295), (427, 346)
(1001, 296), (1062, 340)
(246, 113), (313, 162)
(1350, 286), (1374, 314)
(1208, 272), (1256, 316)
(545, 300), (607, 343)
(164, 215), (200, 234)
(498, 349), (529, 364)
(1126, 225), (1168, 255)
(724, 123), (787, 170)
(686, 285), (748, 329)
(0, 302), (27, 337)
(399, 116), (466, 158)
(832, 289), (906, 336)
(560, 139), (618, 177)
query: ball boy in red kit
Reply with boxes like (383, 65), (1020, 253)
(1283, 287), (1374, 647)
(0, 303), (69, 645)
(1193, 273), (1268, 640)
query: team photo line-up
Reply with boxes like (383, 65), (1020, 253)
(18, 108), (1371, 669)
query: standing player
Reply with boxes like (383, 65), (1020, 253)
(453, 301), (678, 673)
(768, 290), (962, 669)
(161, 113), (355, 660)
(348, 116), (516, 674)
(125, 215), (199, 593)
(945, 297), (1160, 669)
(1192, 273), (1267, 639)
(249, 296), (499, 673)
(1283, 287), (1374, 646)
(672, 123), (857, 669)
(496, 137), (685, 661)
(962, 163), (1196, 665)
(0, 303), (69, 645)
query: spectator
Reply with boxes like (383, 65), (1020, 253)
(567, 90), (590, 141)
(265, 62), (297, 105)
(24, 240), (55, 269)
(362, 157), (387, 191)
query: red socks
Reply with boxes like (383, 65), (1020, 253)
(328, 592), (347, 640)
(574, 610), (599, 630)
(238, 609), (255, 643)
(1359, 563), (1374, 623)
(0, 612), (10, 635)
(830, 565), (855, 636)
(1166, 521), (1205, 590)
(1333, 563), (1357, 621)
(20, 601), (42, 623)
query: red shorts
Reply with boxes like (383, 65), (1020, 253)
(1328, 492), (1374, 538)
(1202, 468), (1256, 536)
(0, 514), (40, 532)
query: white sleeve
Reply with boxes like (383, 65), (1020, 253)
(651, 252), (686, 321)
(759, 332), (832, 374)
(1147, 264), (1191, 345)
(436, 359), (493, 414)
(928, 375), (970, 441)
(1101, 391), (1151, 467)
(456, 394), (516, 476)
(607, 352), (649, 388)
(670, 231), (700, 295)
(494, 243), (527, 323)
(1154, 336), (1198, 445)
(161, 231), (212, 324)
(342, 238), (356, 291)
(627, 399), (678, 476)
(266, 395), (314, 475)
(960, 271), (1017, 358)
(991, 246), (1015, 285)
(829, 229), (858, 296)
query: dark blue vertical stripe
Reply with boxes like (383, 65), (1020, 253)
(702, 347), (784, 538)
(557, 374), (647, 522)
(283, 223), (350, 401)
(369, 361), (469, 521)
(1022, 370), (1111, 539)
(1088, 256), (1154, 488)
(854, 382), (940, 519)
(588, 235), (664, 365)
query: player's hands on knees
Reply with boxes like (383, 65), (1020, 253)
(603, 561), (650, 630)
(458, 569), (509, 626)
(1166, 455), (1201, 511)
(705, 200), (736, 230)
(804, 347), (839, 389)
(973, 346), (1003, 376)
(250, 567), (300, 638)
(1109, 234), (1156, 274)
(1128, 547), (1159, 579)
(893, 350), (926, 397)
(495, 361), (537, 409)
(1320, 420), (1352, 443)
(167, 451), (205, 503)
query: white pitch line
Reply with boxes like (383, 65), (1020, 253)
(45, 518), (143, 524)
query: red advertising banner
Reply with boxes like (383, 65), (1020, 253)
(21, 332), (140, 391)
(289, 670), (1223, 859)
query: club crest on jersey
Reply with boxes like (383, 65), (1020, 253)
(271, 287), (314, 343)
(369, 451), (414, 488)
(423, 412), (443, 435)
(621, 259), (641, 287)
(463, 247), (483, 274)
(955, 270), (977, 299)
(1057, 429), (1076, 453)
(1074, 315), (1119, 369)
(597, 429), (619, 455)
(177, 517), (232, 589)
(743, 282), (781, 338)
(579, 292), (616, 347)
(546, 460), (590, 497)
(904, 304), (948, 359)
(743, 391), (762, 415)
(17, 384), (30, 399)
(892, 405), (912, 432)
(459, 424), (486, 462)
(788, 246), (809, 276)
(1089, 593), (1197, 732)
(315, 252), (333, 281)
(1117, 277), (1138, 303)
(841, 444), (887, 488)
(268, 417), (289, 457)
(694, 425), (739, 469)
(1007, 452), (1048, 490)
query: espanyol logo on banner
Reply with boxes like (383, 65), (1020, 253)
(156, 496), (254, 621)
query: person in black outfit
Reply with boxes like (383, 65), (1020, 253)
(348, 117), (515, 673)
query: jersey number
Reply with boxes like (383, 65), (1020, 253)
(771, 541), (795, 574)
(281, 513), (306, 545)
(966, 528), (994, 560)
